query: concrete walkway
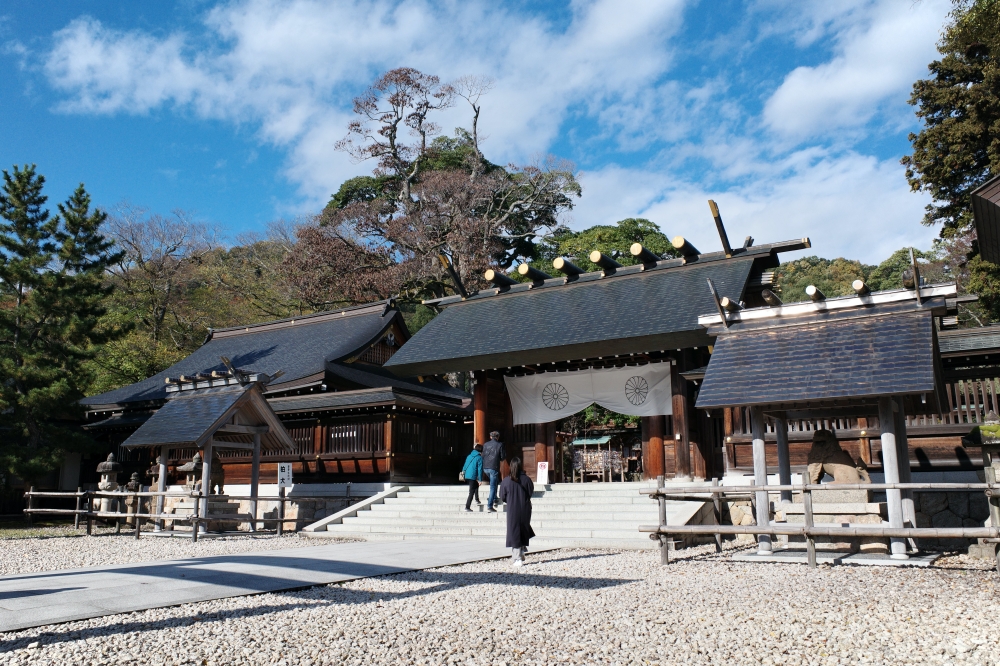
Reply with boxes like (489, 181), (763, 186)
(0, 540), (513, 632)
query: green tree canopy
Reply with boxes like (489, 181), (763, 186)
(540, 218), (679, 273)
(0, 165), (122, 484)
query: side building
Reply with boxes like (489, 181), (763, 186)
(77, 300), (472, 490)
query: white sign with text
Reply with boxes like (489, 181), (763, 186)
(537, 461), (549, 485)
(278, 463), (293, 488)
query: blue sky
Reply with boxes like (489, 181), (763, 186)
(0, 0), (952, 263)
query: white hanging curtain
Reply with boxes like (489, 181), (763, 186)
(504, 363), (673, 425)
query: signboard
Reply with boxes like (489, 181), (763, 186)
(278, 463), (293, 488)
(537, 461), (549, 485)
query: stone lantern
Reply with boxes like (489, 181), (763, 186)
(176, 453), (203, 491)
(96, 453), (122, 514)
(124, 472), (142, 525)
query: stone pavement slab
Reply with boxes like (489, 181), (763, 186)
(0, 539), (514, 632)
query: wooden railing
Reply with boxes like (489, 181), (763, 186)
(729, 376), (1000, 438)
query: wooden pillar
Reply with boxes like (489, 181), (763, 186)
(546, 422), (557, 482)
(155, 447), (169, 532)
(671, 363), (691, 480)
(857, 417), (872, 465)
(878, 397), (908, 559)
(385, 416), (394, 478)
(642, 416), (665, 480)
(774, 415), (792, 504)
(473, 372), (488, 447)
(722, 409), (734, 476)
(750, 407), (771, 554)
(534, 423), (548, 482)
(200, 439), (213, 531)
(250, 434), (261, 533)
(894, 398), (916, 530)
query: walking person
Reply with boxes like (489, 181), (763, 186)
(482, 431), (505, 513)
(462, 443), (484, 512)
(500, 456), (535, 566)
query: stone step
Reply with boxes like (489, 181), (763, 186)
(369, 502), (659, 514)
(327, 523), (654, 540)
(383, 496), (654, 506)
(312, 530), (657, 549)
(362, 509), (660, 521)
(341, 515), (654, 529)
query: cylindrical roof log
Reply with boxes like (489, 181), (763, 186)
(552, 257), (584, 276)
(589, 251), (622, 273)
(629, 243), (661, 264)
(805, 285), (825, 302)
(761, 288), (782, 306)
(901, 268), (916, 289)
(672, 235), (700, 258)
(720, 296), (743, 312)
(484, 268), (517, 288)
(852, 279), (870, 296)
(516, 263), (552, 283)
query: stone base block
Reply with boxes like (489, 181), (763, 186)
(799, 488), (872, 503)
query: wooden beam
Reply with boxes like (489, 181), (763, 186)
(209, 441), (255, 451)
(216, 424), (269, 435)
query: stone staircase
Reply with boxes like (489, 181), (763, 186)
(304, 482), (715, 550)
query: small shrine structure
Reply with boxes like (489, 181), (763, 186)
(695, 274), (954, 559)
(120, 369), (294, 531)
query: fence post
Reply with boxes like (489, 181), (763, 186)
(985, 461), (1000, 574)
(657, 475), (668, 565)
(191, 494), (201, 543)
(115, 493), (123, 535)
(803, 478), (816, 569)
(26, 486), (34, 527)
(277, 486), (286, 537)
(86, 492), (93, 535)
(133, 489), (141, 540)
(711, 478), (723, 553)
(74, 487), (82, 529)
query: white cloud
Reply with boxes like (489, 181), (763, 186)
(44, 0), (689, 205)
(39, 0), (952, 263)
(575, 151), (937, 264)
(762, 0), (950, 140)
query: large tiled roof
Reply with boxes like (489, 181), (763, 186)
(82, 302), (399, 408)
(268, 387), (471, 417)
(385, 257), (757, 376)
(696, 294), (945, 410)
(326, 362), (469, 403)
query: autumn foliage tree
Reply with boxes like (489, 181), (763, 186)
(286, 67), (582, 306)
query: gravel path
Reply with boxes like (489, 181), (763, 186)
(0, 537), (997, 665)
(0, 529), (328, 577)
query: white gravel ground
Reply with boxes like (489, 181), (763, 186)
(0, 535), (997, 665)
(0, 529), (323, 576)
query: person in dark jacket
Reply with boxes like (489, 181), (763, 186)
(482, 431), (505, 512)
(499, 456), (535, 566)
(462, 443), (484, 511)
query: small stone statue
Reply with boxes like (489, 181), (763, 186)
(806, 429), (871, 484)
(125, 472), (141, 492)
(175, 452), (225, 494)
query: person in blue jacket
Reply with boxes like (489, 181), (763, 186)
(462, 443), (484, 512)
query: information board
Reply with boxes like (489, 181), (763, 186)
(278, 463), (293, 488)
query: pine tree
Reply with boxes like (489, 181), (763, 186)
(902, 1), (1000, 236)
(0, 165), (122, 485)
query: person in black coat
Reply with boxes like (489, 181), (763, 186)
(499, 456), (535, 566)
